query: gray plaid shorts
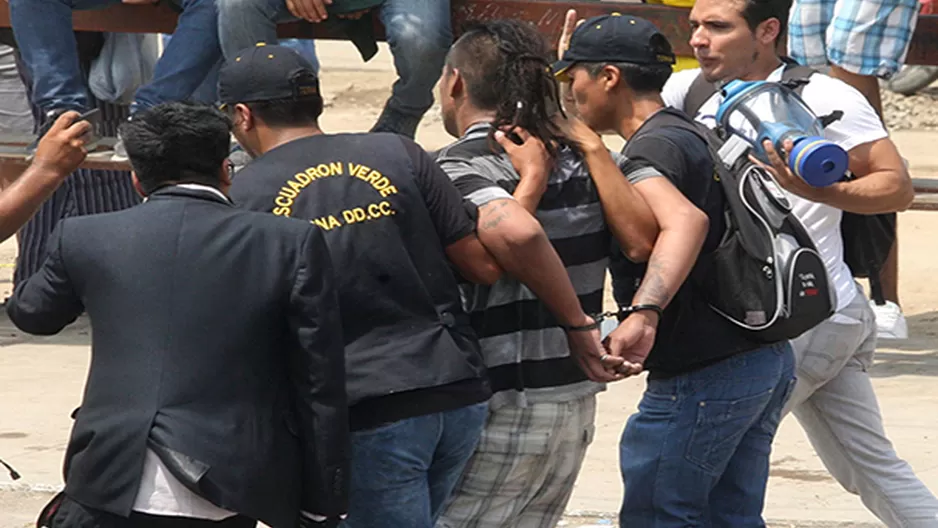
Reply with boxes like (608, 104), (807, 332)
(437, 395), (597, 528)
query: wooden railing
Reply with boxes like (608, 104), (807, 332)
(0, 1), (936, 65)
(0, 0), (936, 211)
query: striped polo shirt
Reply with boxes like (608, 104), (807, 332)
(435, 122), (660, 409)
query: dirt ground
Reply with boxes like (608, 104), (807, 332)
(1, 42), (937, 527)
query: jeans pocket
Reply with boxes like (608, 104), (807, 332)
(685, 388), (775, 474)
(639, 389), (680, 412)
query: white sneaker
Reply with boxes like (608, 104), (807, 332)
(870, 300), (909, 340)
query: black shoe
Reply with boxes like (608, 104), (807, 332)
(26, 108), (82, 155)
(370, 105), (422, 139)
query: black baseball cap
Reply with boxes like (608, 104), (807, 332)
(552, 13), (676, 80)
(218, 43), (320, 109)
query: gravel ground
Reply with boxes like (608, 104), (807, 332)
(882, 84), (938, 130)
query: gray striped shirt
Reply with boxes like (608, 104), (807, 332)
(436, 123), (660, 409)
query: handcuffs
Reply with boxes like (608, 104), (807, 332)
(560, 304), (663, 332)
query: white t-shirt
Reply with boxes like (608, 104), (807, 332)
(132, 448), (236, 520)
(662, 66), (889, 311)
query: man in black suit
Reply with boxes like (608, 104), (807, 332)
(7, 102), (348, 528)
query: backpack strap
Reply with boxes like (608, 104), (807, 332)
(779, 57), (817, 96)
(683, 58), (817, 116)
(682, 71), (718, 117)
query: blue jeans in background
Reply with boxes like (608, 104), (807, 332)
(619, 343), (796, 527)
(159, 36), (315, 104)
(217, 0), (451, 136)
(342, 403), (487, 528)
(10, 0), (221, 114)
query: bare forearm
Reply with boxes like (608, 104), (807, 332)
(627, 178), (708, 312)
(631, 225), (706, 310)
(0, 165), (65, 242)
(582, 146), (657, 261)
(513, 174), (545, 214)
(477, 200), (588, 326)
(814, 172), (914, 214)
(489, 231), (587, 326)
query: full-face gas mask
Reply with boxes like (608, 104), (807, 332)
(715, 79), (848, 187)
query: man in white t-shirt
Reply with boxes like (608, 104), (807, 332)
(661, 0), (938, 525)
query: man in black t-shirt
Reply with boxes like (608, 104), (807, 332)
(219, 44), (611, 528)
(553, 13), (796, 525)
(219, 44), (499, 528)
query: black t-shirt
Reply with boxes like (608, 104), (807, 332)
(612, 109), (764, 377)
(230, 132), (491, 429)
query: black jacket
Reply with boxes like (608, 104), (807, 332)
(7, 186), (348, 527)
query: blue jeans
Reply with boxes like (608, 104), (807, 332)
(343, 403), (487, 528)
(619, 343), (796, 527)
(10, 0), (221, 114)
(217, 0), (451, 119)
(159, 35), (313, 104)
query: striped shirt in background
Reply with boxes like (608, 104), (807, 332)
(435, 122), (661, 410)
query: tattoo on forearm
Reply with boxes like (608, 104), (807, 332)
(480, 201), (512, 231)
(635, 259), (672, 307)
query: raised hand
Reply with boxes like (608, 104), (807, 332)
(33, 111), (92, 177)
(286, 0), (333, 23)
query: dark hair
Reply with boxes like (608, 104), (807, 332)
(582, 32), (674, 94)
(741, 0), (792, 44)
(120, 102), (231, 193)
(245, 95), (324, 127)
(446, 20), (566, 154)
(584, 61), (673, 94)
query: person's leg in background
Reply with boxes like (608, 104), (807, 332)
(786, 290), (938, 527)
(217, 0), (295, 60)
(8, 0), (117, 119)
(158, 34), (221, 105)
(0, 44), (32, 192)
(373, 0), (452, 138)
(132, 0), (222, 111)
(12, 0), (220, 115)
(280, 39), (320, 73)
(10, 38), (140, 286)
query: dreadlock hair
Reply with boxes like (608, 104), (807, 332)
(446, 19), (568, 155)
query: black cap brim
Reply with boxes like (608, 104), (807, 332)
(552, 59), (575, 81)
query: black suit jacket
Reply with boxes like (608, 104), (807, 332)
(7, 187), (348, 527)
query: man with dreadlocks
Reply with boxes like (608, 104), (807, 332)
(434, 19), (709, 527)
(222, 43), (624, 528)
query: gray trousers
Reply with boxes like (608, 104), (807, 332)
(785, 285), (938, 527)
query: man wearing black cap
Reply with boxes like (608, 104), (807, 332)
(218, 43), (610, 528)
(554, 13), (795, 525)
